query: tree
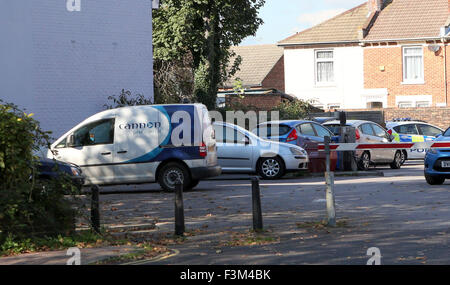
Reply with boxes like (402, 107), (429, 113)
(153, 0), (265, 109)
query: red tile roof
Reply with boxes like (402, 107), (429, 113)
(364, 0), (449, 41)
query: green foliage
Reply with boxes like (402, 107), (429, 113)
(104, 89), (153, 109)
(0, 100), (79, 243)
(153, 0), (265, 109)
(272, 100), (316, 120)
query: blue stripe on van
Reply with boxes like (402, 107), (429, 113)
(125, 106), (172, 164)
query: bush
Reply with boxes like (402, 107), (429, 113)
(104, 89), (153, 109)
(272, 99), (316, 120)
(0, 100), (79, 243)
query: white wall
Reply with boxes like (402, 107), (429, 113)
(0, 0), (154, 138)
(284, 45), (365, 109)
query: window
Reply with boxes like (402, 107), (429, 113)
(214, 126), (247, 144)
(367, 102), (383, 109)
(73, 119), (115, 147)
(360, 124), (374, 136)
(393, 124), (419, 135)
(416, 101), (430, 108)
(315, 50), (334, 84)
(371, 124), (387, 138)
(254, 124), (291, 137)
(403, 46), (424, 83)
(298, 123), (316, 136)
(417, 124), (443, 137)
(313, 124), (333, 138)
(398, 101), (414, 108)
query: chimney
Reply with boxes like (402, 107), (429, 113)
(368, 0), (384, 14)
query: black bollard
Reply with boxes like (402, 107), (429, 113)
(251, 177), (263, 232)
(174, 180), (185, 236)
(91, 185), (100, 233)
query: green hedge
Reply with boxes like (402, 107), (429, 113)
(0, 100), (79, 243)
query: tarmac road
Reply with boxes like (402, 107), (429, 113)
(92, 161), (450, 265)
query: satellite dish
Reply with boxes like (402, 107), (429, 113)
(428, 45), (441, 53)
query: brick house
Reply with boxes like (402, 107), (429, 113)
(362, 0), (450, 108)
(218, 44), (289, 110)
(0, 1), (157, 137)
(279, 0), (450, 110)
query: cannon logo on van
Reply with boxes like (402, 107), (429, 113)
(118, 122), (162, 130)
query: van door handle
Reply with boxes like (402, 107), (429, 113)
(101, 152), (111, 155)
(117, 151), (128, 154)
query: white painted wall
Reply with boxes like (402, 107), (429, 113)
(284, 45), (366, 109)
(0, 1), (154, 138)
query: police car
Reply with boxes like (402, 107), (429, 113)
(386, 119), (444, 162)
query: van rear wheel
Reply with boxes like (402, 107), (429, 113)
(158, 162), (191, 192)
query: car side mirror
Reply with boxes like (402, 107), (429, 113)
(67, 134), (76, 147)
(436, 134), (442, 138)
(242, 136), (250, 145)
(388, 134), (395, 142)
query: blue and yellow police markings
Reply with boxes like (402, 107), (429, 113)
(394, 134), (435, 154)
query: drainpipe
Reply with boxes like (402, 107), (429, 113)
(443, 37), (448, 106)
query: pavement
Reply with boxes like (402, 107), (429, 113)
(3, 161), (450, 265)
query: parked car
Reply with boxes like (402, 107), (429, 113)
(252, 120), (337, 172)
(323, 120), (402, 170)
(386, 119), (444, 162)
(213, 122), (309, 179)
(424, 127), (450, 185)
(35, 158), (85, 190)
(47, 104), (221, 191)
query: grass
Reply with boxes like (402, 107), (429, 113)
(0, 230), (128, 257)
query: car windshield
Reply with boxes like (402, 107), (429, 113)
(444, 128), (450, 137)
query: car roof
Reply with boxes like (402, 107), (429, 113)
(257, 120), (316, 127)
(386, 121), (444, 130)
(323, 120), (370, 126)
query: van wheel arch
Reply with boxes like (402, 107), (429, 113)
(156, 159), (192, 181)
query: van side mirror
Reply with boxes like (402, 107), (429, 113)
(67, 134), (76, 147)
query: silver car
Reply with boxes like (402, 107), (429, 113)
(213, 122), (309, 179)
(323, 120), (402, 171)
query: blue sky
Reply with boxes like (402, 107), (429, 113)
(241, 0), (366, 46)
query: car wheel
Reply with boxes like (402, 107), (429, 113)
(158, 162), (191, 192)
(258, 157), (285, 180)
(390, 151), (402, 169)
(425, 173), (445, 185)
(358, 152), (370, 171)
(400, 150), (407, 165)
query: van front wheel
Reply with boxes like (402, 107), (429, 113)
(158, 162), (191, 192)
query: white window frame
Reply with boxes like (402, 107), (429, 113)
(402, 46), (424, 84)
(314, 49), (335, 86)
(396, 95), (432, 108)
(398, 101), (414, 108)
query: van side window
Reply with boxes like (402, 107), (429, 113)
(73, 119), (115, 147)
(55, 138), (67, 148)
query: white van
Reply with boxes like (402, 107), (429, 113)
(47, 104), (221, 191)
